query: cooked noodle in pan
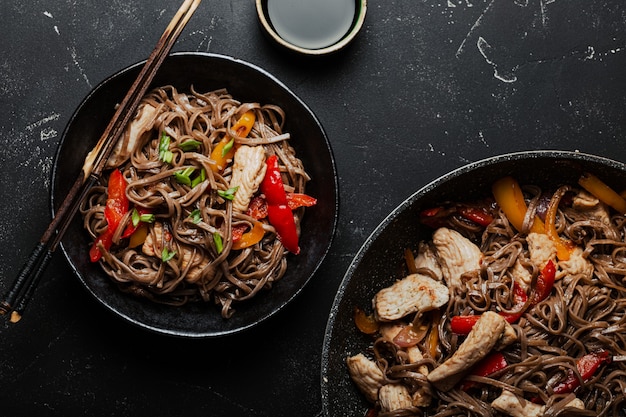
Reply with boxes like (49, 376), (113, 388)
(348, 175), (626, 416)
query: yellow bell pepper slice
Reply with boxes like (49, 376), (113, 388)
(544, 192), (573, 261)
(578, 172), (626, 214)
(209, 111), (256, 173)
(492, 176), (545, 234)
(128, 223), (149, 248)
(232, 221), (265, 250)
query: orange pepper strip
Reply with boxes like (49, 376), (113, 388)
(353, 307), (379, 335)
(492, 176), (545, 234)
(579, 172), (626, 214)
(544, 190), (574, 261)
(209, 110), (256, 173)
(231, 221), (265, 250)
(428, 311), (441, 359)
(128, 223), (149, 248)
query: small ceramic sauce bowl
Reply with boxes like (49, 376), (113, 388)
(255, 0), (367, 56)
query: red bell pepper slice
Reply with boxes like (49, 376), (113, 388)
(246, 195), (269, 220)
(286, 193), (317, 210)
(460, 352), (508, 391)
(104, 169), (129, 227)
(419, 206), (448, 229)
(530, 260), (556, 305)
(89, 231), (114, 263)
(90, 169), (129, 262)
(121, 207), (152, 239)
(553, 350), (611, 394)
(244, 192), (316, 222)
(260, 155), (300, 254)
(458, 206), (494, 227)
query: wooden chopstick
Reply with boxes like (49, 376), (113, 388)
(2, 0), (202, 323)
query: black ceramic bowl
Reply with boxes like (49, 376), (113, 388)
(321, 150), (626, 416)
(51, 52), (338, 338)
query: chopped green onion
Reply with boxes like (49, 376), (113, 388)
(213, 232), (223, 254)
(132, 208), (156, 226)
(174, 166), (196, 186)
(179, 139), (202, 152)
(131, 208), (141, 227)
(158, 132), (173, 164)
(140, 213), (155, 223)
(221, 138), (235, 157)
(190, 168), (206, 188)
(217, 186), (239, 201)
(161, 247), (176, 262)
(189, 209), (202, 224)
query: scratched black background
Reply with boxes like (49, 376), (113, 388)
(1, 1), (625, 416)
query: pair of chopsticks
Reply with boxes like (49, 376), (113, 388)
(0, 0), (202, 323)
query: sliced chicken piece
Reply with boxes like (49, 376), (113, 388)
(427, 311), (517, 392)
(572, 190), (611, 225)
(105, 103), (158, 168)
(142, 222), (167, 257)
(379, 384), (413, 412)
(527, 232), (556, 271)
(346, 353), (386, 403)
(414, 242), (443, 280)
(373, 274), (449, 322)
(433, 227), (482, 289)
(142, 222), (208, 283)
(229, 145), (267, 213)
(495, 320), (517, 351)
(511, 259), (533, 291)
(179, 246), (210, 283)
(512, 232), (556, 291)
(557, 246), (593, 280)
(379, 323), (405, 341)
(492, 390), (586, 417)
(492, 390), (545, 417)
(566, 398), (586, 409)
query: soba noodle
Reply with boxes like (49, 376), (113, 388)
(81, 85), (312, 318)
(350, 178), (626, 416)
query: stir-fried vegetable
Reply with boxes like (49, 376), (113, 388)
(552, 350), (611, 394)
(231, 221), (265, 250)
(492, 176), (545, 233)
(261, 155), (300, 254)
(89, 169), (129, 262)
(209, 110), (256, 173)
(460, 352), (508, 391)
(353, 306), (379, 335)
(578, 172), (626, 214)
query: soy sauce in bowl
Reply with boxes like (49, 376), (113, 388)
(267, 0), (355, 50)
(256, 0), (367, 56)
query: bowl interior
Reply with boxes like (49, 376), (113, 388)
(52, 52), (338, 338)
(320, 150), (626, 416)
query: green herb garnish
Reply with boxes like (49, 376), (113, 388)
(221, 138), (235, 157)
(173, 166), (196, 186)
(131, 209), (155, 227)
(217, 186), (239, 201)
(161, 247), (176, 262)
(213, 232), (224, 254)
(179, 139), (202, 152)
(189, 209), (202, 224)
(190, 168), (206, 188)
(158, 131), (173, 164)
